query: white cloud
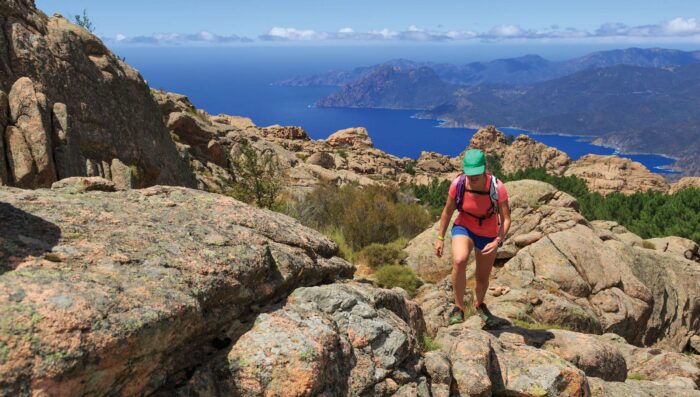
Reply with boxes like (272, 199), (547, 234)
(104, 31), (253, 45)
(103, 17), (700, 45)
(262, 27), (325, 41)
(488, 24), (526, 37)
(661, 17), (699, 35)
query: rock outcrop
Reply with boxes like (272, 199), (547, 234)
(153, 90), (462, 198)
(0, 1), (195, 189)
(670, 177), (700, 194)
(467, 126), (680, 196)
(177, 282), (428, 396)
(324, 127), (374, 148)
(469, 126), (572, 176)
(0, 185), (353, 395)
(564, 154), (670, 196)
(644, 236), (700, 262)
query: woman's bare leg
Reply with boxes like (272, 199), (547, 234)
(451, 235), (473, 311)
(473, 247), (497, 307)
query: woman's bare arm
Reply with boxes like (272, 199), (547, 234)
(438, 195), (457, 238)
(498, 200), (511, 241)
(434, 194), (457, 257)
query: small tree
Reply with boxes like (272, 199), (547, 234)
(73, 9), (95, 33)
(228, 138), (284, 209)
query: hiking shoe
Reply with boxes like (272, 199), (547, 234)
(448, 305), (465, 325)
(476, 303), (511, 329)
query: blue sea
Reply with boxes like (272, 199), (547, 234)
(118, 46), (679, 174)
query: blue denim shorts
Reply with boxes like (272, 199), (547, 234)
(451, 224), (496, 251)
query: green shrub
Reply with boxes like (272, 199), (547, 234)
(73, 9), (95, 33)
(227, 138), (284, 209)
(421, 334), (441, 352)
(374, 265), (420, 296)
(505, 134), (516, 145)
(342, 192), (399, 250)
(486, 154), (505, 180)
(386, 237), (409, 251)
(356, 243), (407, 269)
(627, 373), (647, 381)
(405, 161), (416, 175)
(395, 203), (433, 239)
(512, 319), (573, 331)
(323, 227), (354, 262)
(641, 240), (656, 250)
(410, 179), (451, 217)
(337, 149), (348, 159)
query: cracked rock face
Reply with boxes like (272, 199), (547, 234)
(0, 186), (352, 396)
(0, 1), (195, 188)
(171, 282), (428, 397)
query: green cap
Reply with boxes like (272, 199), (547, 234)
(462, 149), (486, 176)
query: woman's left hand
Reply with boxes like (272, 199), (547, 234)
(481, 239), (499, 255)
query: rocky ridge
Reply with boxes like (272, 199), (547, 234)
(152, 90), (460, 197)
(0, 0), (195, 189)
(156, 93), (687, 200)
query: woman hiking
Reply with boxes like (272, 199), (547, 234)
(434, 149), (512, 328)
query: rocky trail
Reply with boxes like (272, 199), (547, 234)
(0, 1), (699, 396)
(1, 176), (699, 396)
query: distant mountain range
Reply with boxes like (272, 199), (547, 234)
(304, 48), (700, 175)
(276, 48), (700, 87)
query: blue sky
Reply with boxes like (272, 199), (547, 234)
(35, 0), (700, 45)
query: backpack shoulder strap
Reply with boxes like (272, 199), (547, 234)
(454, 174), (466, 212)
(490, 175), (499, 202)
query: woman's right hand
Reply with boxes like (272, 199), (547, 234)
(434, 240), (444, 257)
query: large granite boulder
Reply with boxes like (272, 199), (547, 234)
(435, 324), (590, 396)
(644, 235), (699, 261)
(174, 282), (428, 397)
(0, 186), (353, 396)
(588, 377), (700, 397)
(598, 333), (700, 387)
(324, 127), (374, 149)
(564, 154), (669, 196)
(0, 2), (196, 188)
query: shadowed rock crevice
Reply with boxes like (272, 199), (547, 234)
(0, 201), (60, 274)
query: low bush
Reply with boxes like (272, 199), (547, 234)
(342, 192), (399, 250)
(323, 227), (354, 262)
(421, 334), (441, 352)
(512, 319), (573, 331)
(627, 373), (647, 381)
(396, 202), (434, 238)
(374, 265), (421, 296)
(356, 243), (408, 269)
(227, 138), (284, 210)
(290, 182), (432, 251)
(405, 161), (416, 175)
